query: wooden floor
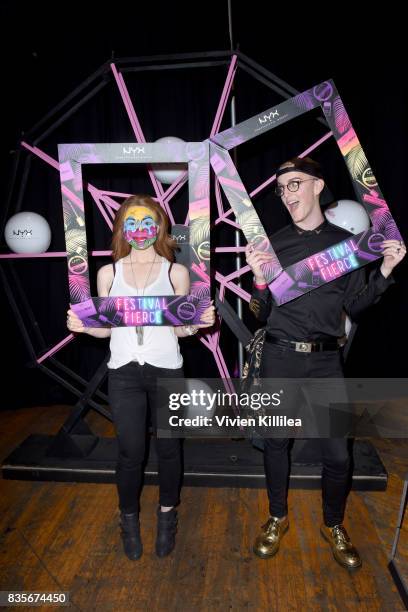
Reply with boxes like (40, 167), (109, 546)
(0, 405), (407, 611)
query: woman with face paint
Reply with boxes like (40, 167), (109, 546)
(67, 194), (216, 561)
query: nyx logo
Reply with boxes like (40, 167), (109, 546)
(172, 234), (187, 242)
(122, 146), (145, 156)
(13, 229), (32, 237)
(258, 110), (279, 124)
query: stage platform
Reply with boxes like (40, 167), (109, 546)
(2, 435), (387, 490)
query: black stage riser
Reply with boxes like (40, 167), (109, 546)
(2, 435), (387, 491)
(2, 468), (387, 491)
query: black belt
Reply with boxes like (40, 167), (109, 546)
(265, 333), (340, 353)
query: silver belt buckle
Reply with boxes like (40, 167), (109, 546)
(295, 341), (312, 353)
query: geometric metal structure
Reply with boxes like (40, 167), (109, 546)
(0, 51), (393, 482)
(1, 50), (325, 398)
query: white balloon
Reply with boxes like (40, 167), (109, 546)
(5, 211), (51, 253)
(183, 379), (218, 419)
(345, 315), (352, 337)
(324, 199), (370, 235)
(152, 136), (186, 184)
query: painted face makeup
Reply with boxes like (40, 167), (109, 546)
(123, 205), (159, 250)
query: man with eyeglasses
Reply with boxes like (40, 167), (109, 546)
(245, 156), (406, 569)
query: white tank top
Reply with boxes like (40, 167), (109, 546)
(107, 256), (183, 369)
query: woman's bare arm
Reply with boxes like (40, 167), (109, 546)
(67, 264), (114, 338)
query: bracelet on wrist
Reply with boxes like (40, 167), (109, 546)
(254, 280), (268, 289)
(184, 324), (199, 336)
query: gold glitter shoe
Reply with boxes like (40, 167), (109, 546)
(320, 524), (362, 569)
(253, 515), (289, 559)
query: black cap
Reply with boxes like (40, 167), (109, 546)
(276, 156), (323, 180)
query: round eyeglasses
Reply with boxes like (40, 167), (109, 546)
(275, 178), (317, 197)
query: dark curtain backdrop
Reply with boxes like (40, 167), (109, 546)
(1, 2), (407, 408)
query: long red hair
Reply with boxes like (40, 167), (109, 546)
(111, 195), (178, 262)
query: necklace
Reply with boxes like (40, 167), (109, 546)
(129, 253), (158, 345)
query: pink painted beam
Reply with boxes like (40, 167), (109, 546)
(212, 345), (232, 381)
(99, 194), (122, 210)
(115, 72), (168, 203)
(110, 64), (177, 224)
(104, 206), (116, 221)
(224, 281), (250, 302)
(210, 55), (238, 136)
(88, 185), (114, 230)
(111, 65), (170, 207)
(99, 194), (123, 221)
(0, 251), (113, 259)
(198, 335), (212, 350)
(37, 334), (74, 364)
(196, 336), (232, 383)
(21, 142), (60, 170)
(99, 190), (133, 199)
(94, 198), (114, 231)
(215, 208), (234, 225)
(110, 64), (148, 144)
(223, 264), (251, 283)
(21, 142), (89, 213)
(22, 144), (82, 214)
(215, 180), (224, 218)
(213, 131), (334, 230)
(162, 171), (188, 201)
(216, 272), (251, 302)
(250, 131), (333, 198)
(191, 262), (210, 284)
(215, 247), (247, 253)
(0, 252), (68, 259)
(206, 326), (221, 353)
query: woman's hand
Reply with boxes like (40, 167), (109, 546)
(67, 309), (86, 333)
(196, 300), (216, 328)
(178, 301), (216, 336)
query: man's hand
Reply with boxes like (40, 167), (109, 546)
(245, 243), (274, 285)
(380, 239), (406, 277)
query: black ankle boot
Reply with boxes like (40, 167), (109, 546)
(120, 512), (143, 560)
(156, 507), (178, 557)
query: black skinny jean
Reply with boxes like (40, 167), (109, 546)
(108, 361), (183, 514)
(260, 341), (351, 527)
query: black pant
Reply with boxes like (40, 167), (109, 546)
(260, 341), (350, 527)
(108, 361), (183, 514)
